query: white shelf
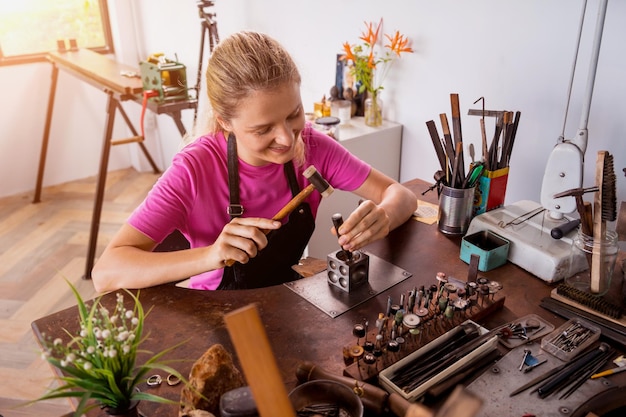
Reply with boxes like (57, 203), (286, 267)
(307, 117), (402, 259)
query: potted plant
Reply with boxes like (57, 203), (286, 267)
(341, 18), (413, 127)
(30, 282), (190, 417)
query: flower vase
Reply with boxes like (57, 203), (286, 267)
(364, 92), (383, 127)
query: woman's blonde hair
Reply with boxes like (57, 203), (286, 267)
(206, 31), (300, 129)
(202, 31), (305, 164)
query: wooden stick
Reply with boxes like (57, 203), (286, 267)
(451, 141), (463, 188)
(271, 184), (315, 222)
(591, 151), (607, 293)
(479, 118), (488, 170)
(439, 113), (455, 180)
(426, 120), (448, 174)
(450, 93), (465, 181)
(224, 304), (296, 417)
(582, 200), (594, 236)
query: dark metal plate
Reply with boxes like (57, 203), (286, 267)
(284, 251), (412, 318)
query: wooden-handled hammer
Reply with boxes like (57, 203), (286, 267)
(223, 165), (333, 267)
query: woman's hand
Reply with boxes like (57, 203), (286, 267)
(330, 169), (417, 253)
(210, 217), (282, 266)
(333, 200), (390, 252)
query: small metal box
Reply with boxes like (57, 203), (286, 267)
(460, 230), (510, 271)
(140, 57), (189, 102)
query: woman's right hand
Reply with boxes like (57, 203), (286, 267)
(210, 217), (282, 267)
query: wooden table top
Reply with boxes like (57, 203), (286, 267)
(48, 49), (144, 98)
(33, 178), (622, 416)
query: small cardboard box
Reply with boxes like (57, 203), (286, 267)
(473, 167), (509, 215)
(460, 230), (510, 271)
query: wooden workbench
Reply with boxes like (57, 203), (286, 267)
(33, 49), (197, 280)
(31, 179), (626, 416)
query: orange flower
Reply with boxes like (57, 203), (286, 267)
(385, 31), (414, 56)
(341, 18), (413, 95)
(359, 19), (382, 47)
(341, 42), (356, 62)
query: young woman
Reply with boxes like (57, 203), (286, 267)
(92, 31), (417, 292)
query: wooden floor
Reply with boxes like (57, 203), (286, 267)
(0, 168), (160, 417)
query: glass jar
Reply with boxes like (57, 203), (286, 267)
(565, 228), (618, 296)
(364, 93), (383, 127)
(330, 100), (352, 125)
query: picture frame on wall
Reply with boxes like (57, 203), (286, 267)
(336, 53), (364, 116)
(335, 53), (357, 100)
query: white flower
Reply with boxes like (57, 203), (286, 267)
(53, 338), (62, 346)
(110, 315), (118, 324)
(101, 329), (111, 339)
(131, 317), (139, 326)
(108, 349), (117, 358)
(80, 329), (88, 338)
(125, 310), (134, 319)
(83, 362), (92, 370)
(87, 346), (96, 354)
(122, 344), (131, 354)
(66, 353), (76, 363)
(117, 331), (130, 342)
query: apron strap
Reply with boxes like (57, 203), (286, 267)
(227, 133), (244, 219)
(227, 132), (300, 220)
(283, 161), (300, 197)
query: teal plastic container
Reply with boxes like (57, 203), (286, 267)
(460, 230), (510, 271)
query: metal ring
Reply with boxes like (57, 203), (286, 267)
(147, 374), (162, 386)
(167, 374), (181, 386)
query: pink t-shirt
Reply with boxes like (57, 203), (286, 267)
(128, 123), (371, 289)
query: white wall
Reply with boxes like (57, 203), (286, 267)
(1, 0), (624, 217)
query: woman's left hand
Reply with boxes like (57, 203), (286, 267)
(334, 200), (390, 252)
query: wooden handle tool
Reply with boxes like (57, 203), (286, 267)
(426, 120), (448, 174)
(224, 304), (296, 417)
(439, 113), (455, 181)
(450, 93), (465, 181)
(296, 361), (482, 417)
(224, 165), (333, 267)
(451, 141), (463, 188)
(591, 151), (616, 293)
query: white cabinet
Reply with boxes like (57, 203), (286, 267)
(307, 117), (403, 259)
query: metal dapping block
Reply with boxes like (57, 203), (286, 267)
(327, 250), (369, 292)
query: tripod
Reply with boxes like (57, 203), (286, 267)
(194, 0), (220, 121)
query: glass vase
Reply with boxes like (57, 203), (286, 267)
(364, 92), (383, 127)
(565, 228), (618, 296)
